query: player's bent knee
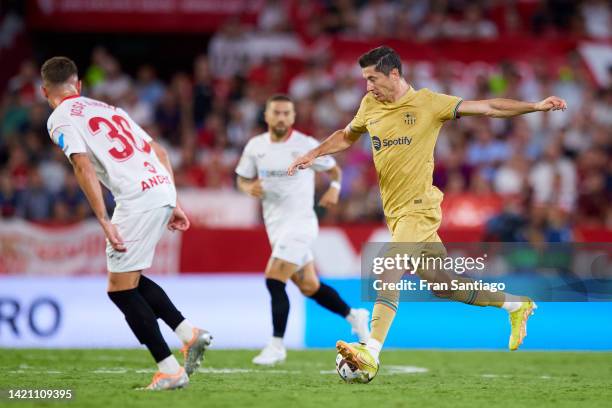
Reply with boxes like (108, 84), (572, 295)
(107, 271), (141, 292)
(432, 289), (453, 299)
(298, 280), (320, 296)
(266, 259), (297, 282)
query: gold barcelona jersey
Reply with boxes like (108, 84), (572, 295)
(349, 87), (462, 217)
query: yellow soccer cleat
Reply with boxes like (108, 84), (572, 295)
(336, 340), (379, 383)
(508, 298), (537, 351)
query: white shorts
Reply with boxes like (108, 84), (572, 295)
(270, 229), (316, 269)
(106, 205), (173, 273)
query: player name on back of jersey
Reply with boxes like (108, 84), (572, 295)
(69, 99), (116, 117)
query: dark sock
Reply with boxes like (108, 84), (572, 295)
(266, 278), (289, 338)
(108, 288), (172, 363)
(138, 275), (185, 330)
(309, 282), (351, 317)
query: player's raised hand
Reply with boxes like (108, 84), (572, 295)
(100, 219), (126, 252)
(318, 187), (340, 208)
(288, 152), (317, 176)
(168, 205), (190, 231)
(534, 96), (567, 112)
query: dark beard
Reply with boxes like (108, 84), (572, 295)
(271, 126), (288, 138)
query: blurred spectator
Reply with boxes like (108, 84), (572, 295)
(358, 0), (399, 38)
(7, 60), (42, 107)
(53, 173), (89, 222)
(446, 4), (498, 39)
(136, 65), (165, 109)
(120, 88), (154, 126)
(494, 154), (529, 196)
(16, 168), (54, 221)
(155, 90), (183, 146)
(528, 140), (577, 211)
(322, 0), (359, 34)
(92, 58), (131, 104)
(208, 19), (249, 79)
(0, 170), (19, 218)
(466, 121), (511, 180)
(84, 46), (111, 89)
(289, 59), (333, 100)
(38, 147), (67, 195)
(192, 55), (214, 129)
(258, 0), (290, 32)
(581, 0), (611, 38)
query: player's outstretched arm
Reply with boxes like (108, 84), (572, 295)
(288, 128), (359, 175)
(458, 96), (567, 118)
(236, 176), (264, 199)
(318, 165), (342, 208)
(71, 153), (126, 252)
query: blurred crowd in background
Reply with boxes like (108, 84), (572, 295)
(0, 0), (610, 240)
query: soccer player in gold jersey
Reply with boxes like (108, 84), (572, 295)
(288, 46), (567, 380)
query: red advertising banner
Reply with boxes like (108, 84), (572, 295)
(179, 224), (485, 275)
(27, 0), (264, 32)
(1, 220), (609, 276)
(0, 220), (181, 276)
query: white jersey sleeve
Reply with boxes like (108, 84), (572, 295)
(235, 139), (258, 179)
(306, 137), (336, 172)
(48, 114), (88, 162)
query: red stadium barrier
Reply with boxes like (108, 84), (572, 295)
(1, 221), (609, 276)
(179, 224), (485, 274)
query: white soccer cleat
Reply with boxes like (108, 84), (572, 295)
(145, 367), (189, 391)
(252, 341), (287, 366)
(347, 308), (371, 343)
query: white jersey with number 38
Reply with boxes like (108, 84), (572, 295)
(47, 95), (176, 215)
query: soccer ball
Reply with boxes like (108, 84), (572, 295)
(335, 353), (373, 383)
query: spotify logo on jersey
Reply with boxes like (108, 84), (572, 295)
(372, 136), (382, 151)
(371, 135), (412, 152)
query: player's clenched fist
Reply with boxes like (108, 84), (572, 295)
(167, 205), (190, 231)
(534, 96), (567, 112)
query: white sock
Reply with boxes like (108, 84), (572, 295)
(270, 336), (284, 348)
(366, 338), (382, 362)
(502, 294), (523, 312)
(345, 308), (357, 323)
(157, 355), (181, 375)
(175, 319), (195, 344)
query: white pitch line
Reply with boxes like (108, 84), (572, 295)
(385, 365), (429, 374)
(321, 365), (428, 375)
(93, 369), (128, 374)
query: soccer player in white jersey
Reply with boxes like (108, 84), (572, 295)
(41, 57), (211, 390)
(236, 94), (370, 365)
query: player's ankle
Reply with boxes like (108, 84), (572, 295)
(157, 355), (181, 375)
(175, 319), (196, 344)
(270, 336), (284, 348)
(366, 338), (382, 362)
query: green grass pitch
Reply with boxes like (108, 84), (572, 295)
(1, 349), (611, 408)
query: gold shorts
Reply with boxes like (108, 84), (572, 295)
(386, 206), (443, 243)
(382, 207), (447, 273)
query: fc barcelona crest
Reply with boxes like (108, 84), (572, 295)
(404, 112), (416, 126)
